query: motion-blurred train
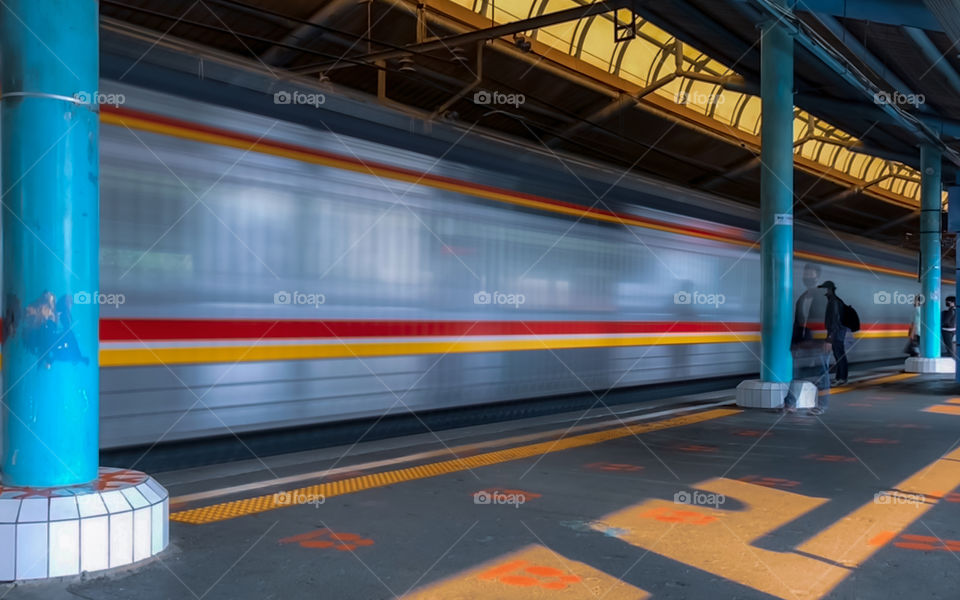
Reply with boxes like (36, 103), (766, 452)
(24, 81), (940, 448)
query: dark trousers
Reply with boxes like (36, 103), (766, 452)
(943, 329), (957, 360)
(832, 338), (848, 381)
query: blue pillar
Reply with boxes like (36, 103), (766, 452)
(759, 15), (794, 383)
(1, 1), (100, 486)
(953, 181), (960, 381)
(920, 144), (942, 359)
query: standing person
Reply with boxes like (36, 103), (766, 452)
(942, 296), (957, 360)
(782, 264), (830, 414)
(819, 280), (849, 390)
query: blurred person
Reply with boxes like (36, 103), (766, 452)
(943, 296), (957, 360)
(905, 295), (922, 357)
(820, 280), (849, 392)
(782, 264), (830, 415)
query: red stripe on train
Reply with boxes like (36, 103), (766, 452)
(98, 319), (762, 341)
(0, 318), (910, 343)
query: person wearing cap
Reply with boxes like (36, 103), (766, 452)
(819, 280), (848, 389)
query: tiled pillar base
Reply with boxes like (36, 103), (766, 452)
(736, 380), (789, 408)
(905, 357), (955, 374)
(0, 467), (168, 581)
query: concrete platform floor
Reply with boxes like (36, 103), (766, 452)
(6, 367), (960, 599)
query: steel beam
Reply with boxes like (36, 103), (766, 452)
(904, 26), (960, 96)
(296, 0), (634, 74)
(750, 0), (960, 168)
(791, 0), (942, 30)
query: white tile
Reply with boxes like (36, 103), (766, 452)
(80, 516), (109, 573)
(121, 488), (149, 510)
(15, 522), (48, 580)
(0, 524), (15, 581)
(49, 497), (79, 521)
(146, 479), (168, 501)
(162, 499), (169, 549)
(150, 503), (165, 555)
(137, 483), (161, 504)
(77, 493), (108, 517)
(101, 491), (131, 514)
(0, 500), (20, 524)
(48, 520), (79, 578)
(17, 499), (48, 523)
(109, 512), (133, 568)
(132, 508), (151, 563)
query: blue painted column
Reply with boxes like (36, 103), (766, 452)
(759, 14), (794, 383)
(1, 1), (100, 486)
(952, 181), (960, 382)
(920, 143), (942, 359)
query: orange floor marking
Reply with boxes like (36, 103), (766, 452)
(867, 531), (897, 547)
(891, 534), (960, 552)
(945, 398), (960, 405)
(804, 454), (857, 463)
(734, 430), (772, 438)
(473, 488), (541, 503)
(279, 528), (375, 551)
(401, 544), (649, 599)
(673, 444), (718, 453)
(737, 476), (800, 489)
(584, 462), (645, 472)
(171, 408), (740, 524)
(639, 506), (717, 525)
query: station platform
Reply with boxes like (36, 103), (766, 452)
(6, 367), (960, 600)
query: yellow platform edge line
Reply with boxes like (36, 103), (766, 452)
(831, 371), (917, 395)
(170, 407), (741, 525)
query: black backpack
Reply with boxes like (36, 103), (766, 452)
(840, 300), (861, 332)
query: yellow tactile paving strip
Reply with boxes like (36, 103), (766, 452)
(831, 372), (917, 394)
(170, 408), (740, 524)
